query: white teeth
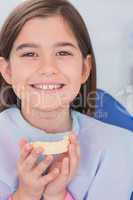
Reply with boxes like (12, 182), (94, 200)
(33, 84), (62, 90)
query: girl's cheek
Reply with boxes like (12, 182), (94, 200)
(19, 61), (40, 70)
(56, 57), (76, 65)
(57, 59), (82, 73)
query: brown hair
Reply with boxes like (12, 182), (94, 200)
(0, 0), (96, 116)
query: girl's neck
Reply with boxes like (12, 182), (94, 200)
(21, 105), (73, 133)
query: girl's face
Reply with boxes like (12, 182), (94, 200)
(1, 16), (91, 112)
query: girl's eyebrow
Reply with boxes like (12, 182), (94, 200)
(15, 42), (78, 51)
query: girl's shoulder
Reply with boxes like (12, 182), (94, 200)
(0, 107), (19, 191)
(0, 105), (17, 116)
(74, 109), (132, 134)
(69, 111), (133, 198)
(73, 110), (133, 152)
(0, 108), (11, 126)
(0, 106), (17, 126)
(0, 106), (20, 141)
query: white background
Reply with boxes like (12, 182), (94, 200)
(0, 0), (133, 113)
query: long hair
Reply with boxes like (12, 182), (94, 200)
(0, 0), (96, 116)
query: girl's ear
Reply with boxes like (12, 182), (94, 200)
(0, 57), (12, 84)
(81, 54), (92, 84)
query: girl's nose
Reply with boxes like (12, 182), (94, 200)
(37, 57), (59, 76)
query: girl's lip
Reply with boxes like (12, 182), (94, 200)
(28, 80), (66, 85)
(31, 83), (65, 87)
(30, 84), (65, 93)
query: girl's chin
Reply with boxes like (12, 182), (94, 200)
(29, 102), (69, 112)
(35, 106), (61, 112)
(20, 93), (72, 113)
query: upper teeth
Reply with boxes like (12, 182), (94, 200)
(33, 84), (62, 90)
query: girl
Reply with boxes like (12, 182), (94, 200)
(0, 0), (133, 200)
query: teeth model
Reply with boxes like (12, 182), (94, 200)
(31, 135), (70, 155)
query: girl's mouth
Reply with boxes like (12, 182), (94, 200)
(30, 83), (65, 93)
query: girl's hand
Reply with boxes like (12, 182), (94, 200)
(13, 139), (59, 200)
(43, 134), (80, 200)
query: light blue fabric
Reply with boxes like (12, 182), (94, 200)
(95, 89), (133, 200)
(0, 106), (133, 200)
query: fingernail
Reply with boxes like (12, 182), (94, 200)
(19, 138), (28, 148)
(25, 144), (32, 151)
(46, 155), (53, 161)
(36, 148), (43, 154)
(70, 134), (76, 142)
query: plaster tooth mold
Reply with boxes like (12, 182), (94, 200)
(31, 135), (70, 155)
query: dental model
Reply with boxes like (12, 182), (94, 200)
(31, 135), (70, 155)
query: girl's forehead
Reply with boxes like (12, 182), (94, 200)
(13, 16), (78, 48)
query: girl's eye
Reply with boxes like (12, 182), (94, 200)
(20, 52), (38, 57)
(56, 51), (73, 56)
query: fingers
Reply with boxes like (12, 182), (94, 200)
(61, 157), (69, 177)
(18, 138), (45, 171)
(21, 147), (44, 171)
(68, 134), (80, 181)
(69, 134), (77, 144)
(19, 138), (28, 149)
(17, 133), (80, 188)
(19, 142), (33, 164)
(46, 133), (80, 186)
(18, 139), (55, 177)
(33, 155), (53, 177)
(69, 133), (80, 159)
(40, 167), (60, 186)
(47, 156), (69, 186)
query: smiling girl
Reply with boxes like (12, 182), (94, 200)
(0, 0), (133, 200)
